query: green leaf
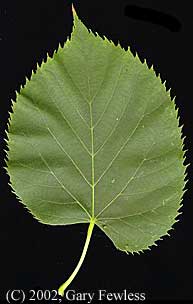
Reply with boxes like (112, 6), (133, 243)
(6, 8), (186, 295)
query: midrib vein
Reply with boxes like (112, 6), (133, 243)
(87, 70), (95, 218)
(90, 102), (95, 218)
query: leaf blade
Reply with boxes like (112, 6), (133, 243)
(6, 11), (186, 254)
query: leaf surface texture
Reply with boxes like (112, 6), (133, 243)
(7, 12), (185, 253)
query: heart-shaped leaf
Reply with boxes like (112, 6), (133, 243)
(6, 8), (186, 296)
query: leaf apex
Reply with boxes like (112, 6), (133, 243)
(72, 4), (77, 16)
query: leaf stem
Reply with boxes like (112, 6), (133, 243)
(58, 218), (95, 296)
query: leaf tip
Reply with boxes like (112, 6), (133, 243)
(72, 4), (77, 17)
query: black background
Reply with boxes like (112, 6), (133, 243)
(0, 0), (193, 302)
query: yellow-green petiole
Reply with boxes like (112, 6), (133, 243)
(58, 218), (95, 297)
